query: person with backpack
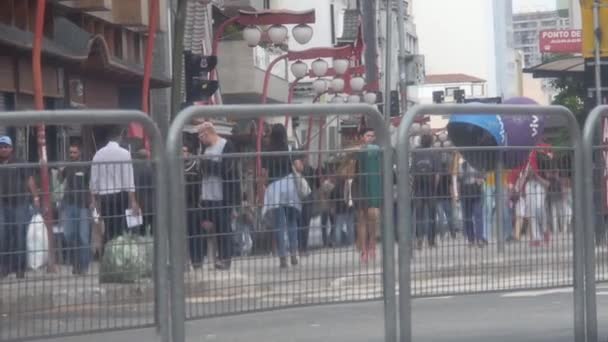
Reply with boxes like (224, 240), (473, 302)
(411, 133), (441, 249)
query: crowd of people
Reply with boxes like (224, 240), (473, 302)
(411, 133), (574, 249)
(183, 123), (383, 269)
(0, 121), (590, 278)
(0, 126), (154, 278)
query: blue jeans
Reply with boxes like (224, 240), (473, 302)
(436, 198), (455, 235)
(334, 211), (355, 246)
(273, 206), (299, 258)
(0, 205), (31, 275)
(62, 205), (91, 272)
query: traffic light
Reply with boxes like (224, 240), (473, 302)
(389, 90), (400, 117)
(184, 52), (219, 104)
(292, 116), (300, 128)
(375, 91), (384, 115)
(432, 91), (445, 104)
(453, 89), (465, 103)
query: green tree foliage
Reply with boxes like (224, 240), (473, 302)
(548, 77), (585, 147)
(551, 76), (586, 120)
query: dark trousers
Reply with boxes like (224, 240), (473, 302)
(200, 200), (232, 262)
(321, 212), (332, 247)
(187, 207), (206, 266)
(298, 200), (312, 252)
(138, 213), (154, 236)
(0, 205), (30, 275)
(138, 196), (155, 236)
(99, 192), (129, 243)
(463, 196), (484, 243)
(413, 198), (436, 244)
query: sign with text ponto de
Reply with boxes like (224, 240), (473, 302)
(539, 29), (582, 54)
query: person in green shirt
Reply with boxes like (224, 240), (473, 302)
(353, 128), (382, 263)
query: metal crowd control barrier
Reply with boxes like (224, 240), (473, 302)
(396, 104), (586, 342)
(0, 111), (168, 342)
(580, 105), (608, 342)
(166, 104), (396, 342)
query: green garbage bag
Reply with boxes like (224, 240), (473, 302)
(100, 234), (154, 283)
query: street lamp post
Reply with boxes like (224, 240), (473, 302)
(210, 9), (316, 104)
(257, 45), (358, 173)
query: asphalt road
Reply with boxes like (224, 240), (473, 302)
(36, 285), (608, 342)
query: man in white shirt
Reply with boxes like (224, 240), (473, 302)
(197, 122), (240, 270)
(90, 127), (140, 244)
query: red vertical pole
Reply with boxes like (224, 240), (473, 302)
(255, 54), (288, 205)
(257, 54), (288, 172)
(139, 0), (160, 152)
(284, 78), (302, 128)
(305, 92), (325, 150)
(33, 0), (56, 271)
(316, 116), (325, 175)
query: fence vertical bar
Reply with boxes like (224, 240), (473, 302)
(582, 106), (604, 342)
(573, 110), (588, 342)
(396, 109), (413, 342)
(396, 104), (583, 342)
(167, 103), (397, 342)
(166, 119), (188, 342)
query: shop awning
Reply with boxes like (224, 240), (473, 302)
(523, 57), (584, 78)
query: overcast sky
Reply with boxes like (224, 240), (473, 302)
(513, 0), (556, 12)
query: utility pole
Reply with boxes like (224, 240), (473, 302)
(170, 0), (188, 121)
(383, 0), (393, 124)
(361, 0), (379, 94)
(396, 0), (408, 116)
(150, 0), (172, 138)
(594, 0), (602, 105)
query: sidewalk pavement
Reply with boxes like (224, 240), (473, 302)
(2, 233), (608, 341)
(38, 290), (608, 342)
(0, 234), (594, 310)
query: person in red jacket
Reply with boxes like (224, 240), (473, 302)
(508, 144), (552, 246)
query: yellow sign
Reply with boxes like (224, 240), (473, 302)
(581, 0), (608, 57)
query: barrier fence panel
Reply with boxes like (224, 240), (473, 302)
(0, 111), (168, 342)
(396, 104), (585, 342)
(166, 104), (396, 342)
(580, 105), (608, 342)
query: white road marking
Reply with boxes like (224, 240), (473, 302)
(417, 296), (454, 300)
(501, 288), (572, 298)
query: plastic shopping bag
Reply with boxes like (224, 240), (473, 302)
(232, 221), (253, 257)
(100, 233), (154, 283)
(307, 215), (324, 248)
(27, 214), (49, 270)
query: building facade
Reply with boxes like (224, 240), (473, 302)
(415, 73), (488, 129)
(378, 0), (420, 104)
(0, 0), (170, 161)
(415, 0), (517, 100)
(513, 10), (571, 67)
(184, 0), (420, 155)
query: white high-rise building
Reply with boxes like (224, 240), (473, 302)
(414, 0), (519, 99)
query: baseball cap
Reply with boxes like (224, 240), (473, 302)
(0, 136), (13, 146)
